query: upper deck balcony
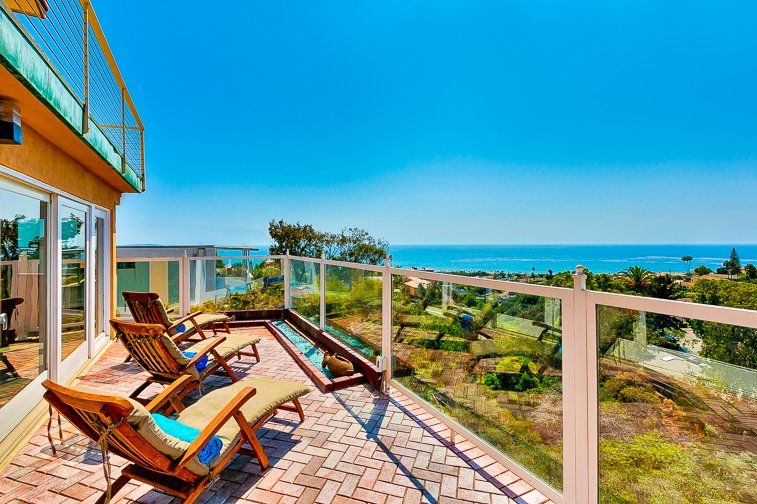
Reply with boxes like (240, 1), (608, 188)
(0, 0), (144, 192)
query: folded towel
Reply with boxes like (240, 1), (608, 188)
(152, 413), (222, 464)
(182, 351), (208, 372)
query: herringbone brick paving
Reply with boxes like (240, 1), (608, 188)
(0, 327), (553, 504)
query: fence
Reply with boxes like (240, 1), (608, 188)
(114, 252), (757, 504)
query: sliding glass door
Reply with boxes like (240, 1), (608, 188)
(60, 200), (87, 362)
(92, 209), (110, 342)
(0, 178), (49, 411)
(1, 171), (113, 439)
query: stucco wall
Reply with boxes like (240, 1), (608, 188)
(0, 124), (121, 210)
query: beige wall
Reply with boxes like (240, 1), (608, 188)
(0, 125), (122, 210)
(0, 124), (123, 323)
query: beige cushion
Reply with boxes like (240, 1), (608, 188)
(186, 334), (260, 377)
(176, 378), (310, 473)
(173, 313), (234, 339)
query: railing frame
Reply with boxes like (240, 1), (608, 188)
(2, 0), (146, 185)
(115, 252), (757, 504)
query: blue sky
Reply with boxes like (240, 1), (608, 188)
(98, 1), (757, 245)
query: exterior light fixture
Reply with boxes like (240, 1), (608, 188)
(0, 100), (22, 145)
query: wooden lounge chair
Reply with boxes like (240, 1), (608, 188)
(122, 291), (260, 362)
(43, 374), (309, 504)
(110, 320), (256, 401)
(121, 291), (260, 362)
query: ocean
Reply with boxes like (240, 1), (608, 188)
(387, 244), (757, 274)
(244, 244), (757, 274)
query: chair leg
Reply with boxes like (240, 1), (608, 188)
(223, 321), (231, 334)
(212, 351), (239, 382)
(182, 483), (206, 504)
(252, 343), (261, 363)
(236, 412), (270, 470)
(94, 473), (131, 504)
(277, 399), (305, 422)
(211, 324), (217, 336)
(292, 398), (305, 422)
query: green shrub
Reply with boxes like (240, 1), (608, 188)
(600, 432), (756, 503)
(602, 372), (659, 404)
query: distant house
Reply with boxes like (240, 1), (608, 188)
(403, 276), (433, 297)
(115, 245), (259, 313)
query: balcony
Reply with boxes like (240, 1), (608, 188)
(2, 253), (756, 503)
(0, 0), (145, 191)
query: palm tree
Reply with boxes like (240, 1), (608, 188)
(681, 255), (693, 275)
(620, 266), (653, 293)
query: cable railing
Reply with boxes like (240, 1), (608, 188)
(2, 0), (145, 187)
(113, 252), (757, 504)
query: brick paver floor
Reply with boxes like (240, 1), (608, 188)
(0, 327), (553, 504)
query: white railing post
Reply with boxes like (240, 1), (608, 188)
(283, 250), (291, 309)
(179, 252), (190, 316)
(571, 264), (592, 504)
(319, 252), (326, 330)
(381, 256), (393, 391)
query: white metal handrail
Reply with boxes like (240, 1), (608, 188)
(588, 289), (757, 328)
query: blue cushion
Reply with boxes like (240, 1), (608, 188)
(151, 413), (222, 464)
(175, 323), (187, 333)
(182, 351), (208, 372)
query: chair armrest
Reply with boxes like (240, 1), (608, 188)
(174, 385), (257, 470)
(182, 337), (226, 370)
(169, 311), (207, 340)
(145, 375), (195, 413)
(168, 311), (204, 331)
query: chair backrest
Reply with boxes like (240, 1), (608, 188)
(0, 297), (24, 319)
(109, 320), (188, 380)
(42, 379), (197, 480)
(122, 291), (173, 330)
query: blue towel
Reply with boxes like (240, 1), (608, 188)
(182, 351), (208, 373)
(152, 413), (222, 464)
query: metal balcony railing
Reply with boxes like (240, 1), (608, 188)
(115, 251), (757, 504)
(2, 0), (145, 189)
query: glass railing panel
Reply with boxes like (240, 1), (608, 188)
(115, 259), (180, 317)
(324, 265), (381, 360)
(289, 259), (320, 325)
(190, 258), (284, 311)
(596, 305), (756, 503)
(392, 277), (564, 490)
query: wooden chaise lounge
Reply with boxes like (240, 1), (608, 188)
(122, 291), (260, 362)
(110, 320), (255, 401)
(43, 374), (309, 504)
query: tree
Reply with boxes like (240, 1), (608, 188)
(645, 275), (685, 349)
(620, 266), (653, 293)
(268, 221), (323, 257)
(729, 248), (741, 270)
(721, 248), (742, 278)
(680, 255), (693, 275)
(694, 265), (712, 276)
(268, 220), (389, 265)
(745, 264), (757, 280)
(689, 279), (757, 368)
